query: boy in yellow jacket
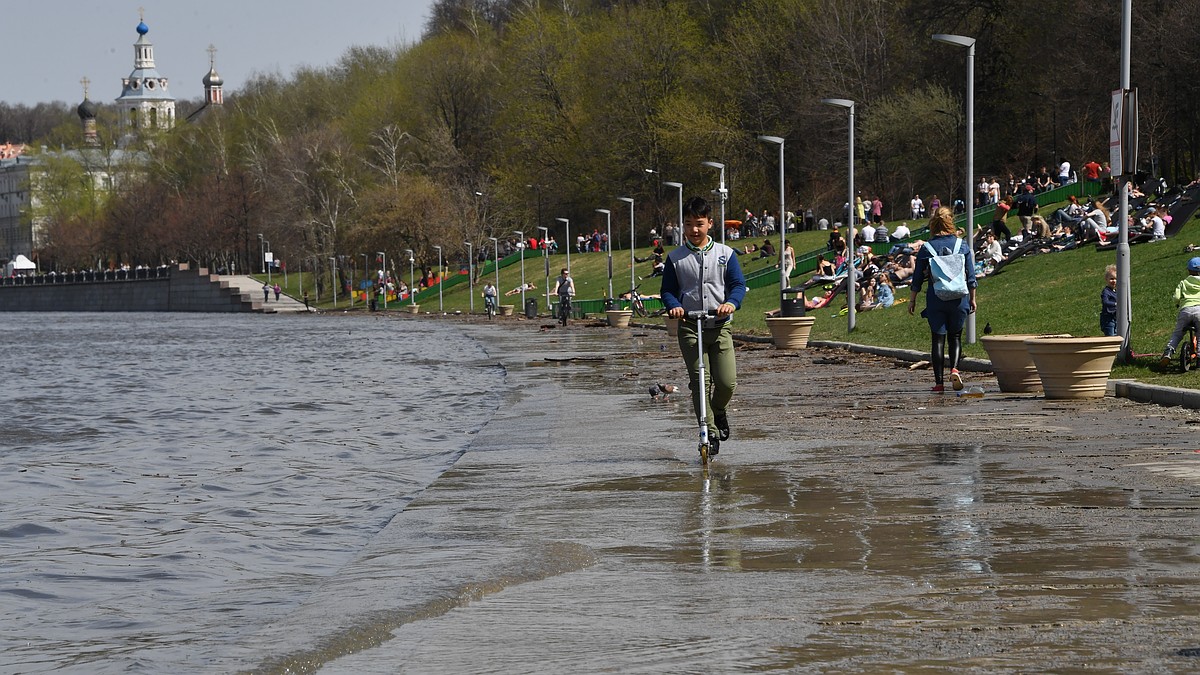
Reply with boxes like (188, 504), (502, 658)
(1160, 257), (1200, 365)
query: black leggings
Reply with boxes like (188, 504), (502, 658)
(991, 219), (1012, 241)
(930, 331), (964, 384)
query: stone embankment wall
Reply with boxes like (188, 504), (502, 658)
(0, 264), (260, 312)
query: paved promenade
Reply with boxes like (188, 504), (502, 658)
(219, 275), (311, 313)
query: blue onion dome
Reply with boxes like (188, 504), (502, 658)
(77, 98), (97, 120)
(136, 21), (149, 35)
(203, 67), (223, 88)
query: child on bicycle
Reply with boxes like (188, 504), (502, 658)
(555, 268), (575, 319)
(1159, 257), (1200, 366)
(661, 196), (746, 457)
(482, 282), (498, 314)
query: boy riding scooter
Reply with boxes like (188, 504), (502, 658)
(660, 196), (747, 460)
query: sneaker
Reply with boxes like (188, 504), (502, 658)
(950, 369), (964, 391)
(931, 384), (945, 393)
(709, 437), (720, 457)
(714, 412), (731, 441)
(1160, 350), (1173, 367)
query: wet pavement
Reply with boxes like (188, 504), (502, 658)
(272, 316), (1200, 674)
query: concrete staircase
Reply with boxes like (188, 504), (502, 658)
(215, 275), (312, 313)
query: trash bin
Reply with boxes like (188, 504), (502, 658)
(780, 287), (806, 317)
(525, 298), (538, 319)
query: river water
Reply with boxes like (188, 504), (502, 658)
(0, 313), (506, 673)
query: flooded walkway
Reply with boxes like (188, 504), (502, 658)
(260, 320), (1200, 674)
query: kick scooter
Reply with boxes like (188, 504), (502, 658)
(685, 309), (717, 464)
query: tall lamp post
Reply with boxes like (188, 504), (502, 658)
(433, 245), (443, 312)
(933, 32), (977, 344)
(820, 98), (858, 333)
(555, 217), (571, 270)
(329, 257), (337, 307)
(663, 182), (683, 239)
(378, 251), (388, 309)
(596, 209), (613, 302)
(537, 226), (550, 311)
(701, 161), (727, 245)
(757, 136), (788, 306)
(264, 241), (272, 285)
(464, 241), (474, 314)
(257, 233), (264, 275)
(487, 237), (500, 293)
(512, 231), (526, 309)
(403, 249), (414, 306)
(617, 197), (635, 295)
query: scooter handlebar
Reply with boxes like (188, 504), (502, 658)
(683, 309), (719, 321)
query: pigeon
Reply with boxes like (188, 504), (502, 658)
(649, 383), (679, 400)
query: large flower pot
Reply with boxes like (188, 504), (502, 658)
(765, 316), (816, 350)
(499, 304), (515, 316)
(982, 333), (1074, 393)
(664, 316), (680, 337)
(607, 309), (633, 328)
(406, 304), (420, 314)
(1024, 335), (1124, 399)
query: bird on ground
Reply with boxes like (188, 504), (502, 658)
(649, 383), (679, 400)
(983, 321), (993, 335)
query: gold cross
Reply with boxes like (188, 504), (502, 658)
(80, 76), (90, 98)
(208, 44), (217, 66)
(138, 7), (145, 22)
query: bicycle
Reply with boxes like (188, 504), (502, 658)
(484, 294), (497, 320)
(1180, 324), (1199, 372)
(558, 295), (572, 326)
(626, 284), (648, 317)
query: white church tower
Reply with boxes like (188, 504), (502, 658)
(115, 12), (176, 132)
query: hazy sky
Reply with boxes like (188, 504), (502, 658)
(5, 1), (438, 107)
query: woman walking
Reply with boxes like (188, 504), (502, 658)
(908, 207), (978, 392)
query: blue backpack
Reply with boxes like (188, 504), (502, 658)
(929, 238), (968, 301)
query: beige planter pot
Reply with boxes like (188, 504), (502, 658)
(1024, 335), (1124, 399)
(664, 316), (680, 337)
(982, 333), (1074, 392)
(499, 304), (515, 316)
(606, 309), (633, 328)
(765, 316), (816, 350)
(406, 304), (420, 314)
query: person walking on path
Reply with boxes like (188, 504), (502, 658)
(262, 283), (270, 303)
(908, 206), (977, 393)
(273, 283), (281, 301)
(661, 196), (747, 457)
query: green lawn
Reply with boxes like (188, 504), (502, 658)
(255, 204), (1200, 388)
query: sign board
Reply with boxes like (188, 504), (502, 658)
(1110, 88), (1139, 176)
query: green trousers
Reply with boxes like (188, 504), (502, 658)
(677, 319), (737, 437)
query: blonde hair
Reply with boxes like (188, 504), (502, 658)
(928, 206), (957, 236)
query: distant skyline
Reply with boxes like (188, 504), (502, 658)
(4, 1), (438, 107)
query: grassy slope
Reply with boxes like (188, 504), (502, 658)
(259, 211), (1200, 388)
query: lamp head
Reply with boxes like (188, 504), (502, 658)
(617, 197), (634, 204)
(555, 217), (569, 224)
(595, 208), (610, 215)
(701, 161), (724, 170)
(663, 181), (683, 189)
(820, 98), (855, 110)
(758, 135), (784, 145)
(932, 33), (975, 48)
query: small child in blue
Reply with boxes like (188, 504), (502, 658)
(1160, 257), (1200, 366)
(1100, 264), (1117, 337)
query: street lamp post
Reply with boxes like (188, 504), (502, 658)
(378, 251), (388, 309)
(596, 209), (613, 302)
(464, 241), (474, 314)
(433, 245), (443, 312)
(359, 253), (368, 305)
(513, 231), (526, 309)
(820, 99), (858, 333)
(701, 161), (727, 245)
(537, 226), (550, 311)
(487, 237), (500, 294)
(663, 182), (683, 241)
(404, 249), (414, 306)
(257, 233), (264, 275)
(555, 217), (571, 270)
(933, 32), (977, 344)
(757, 136), (788, 307)
(329, 257), (337, 308)
(617, 197), (635, 295)
(264, 241), (272, 285)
